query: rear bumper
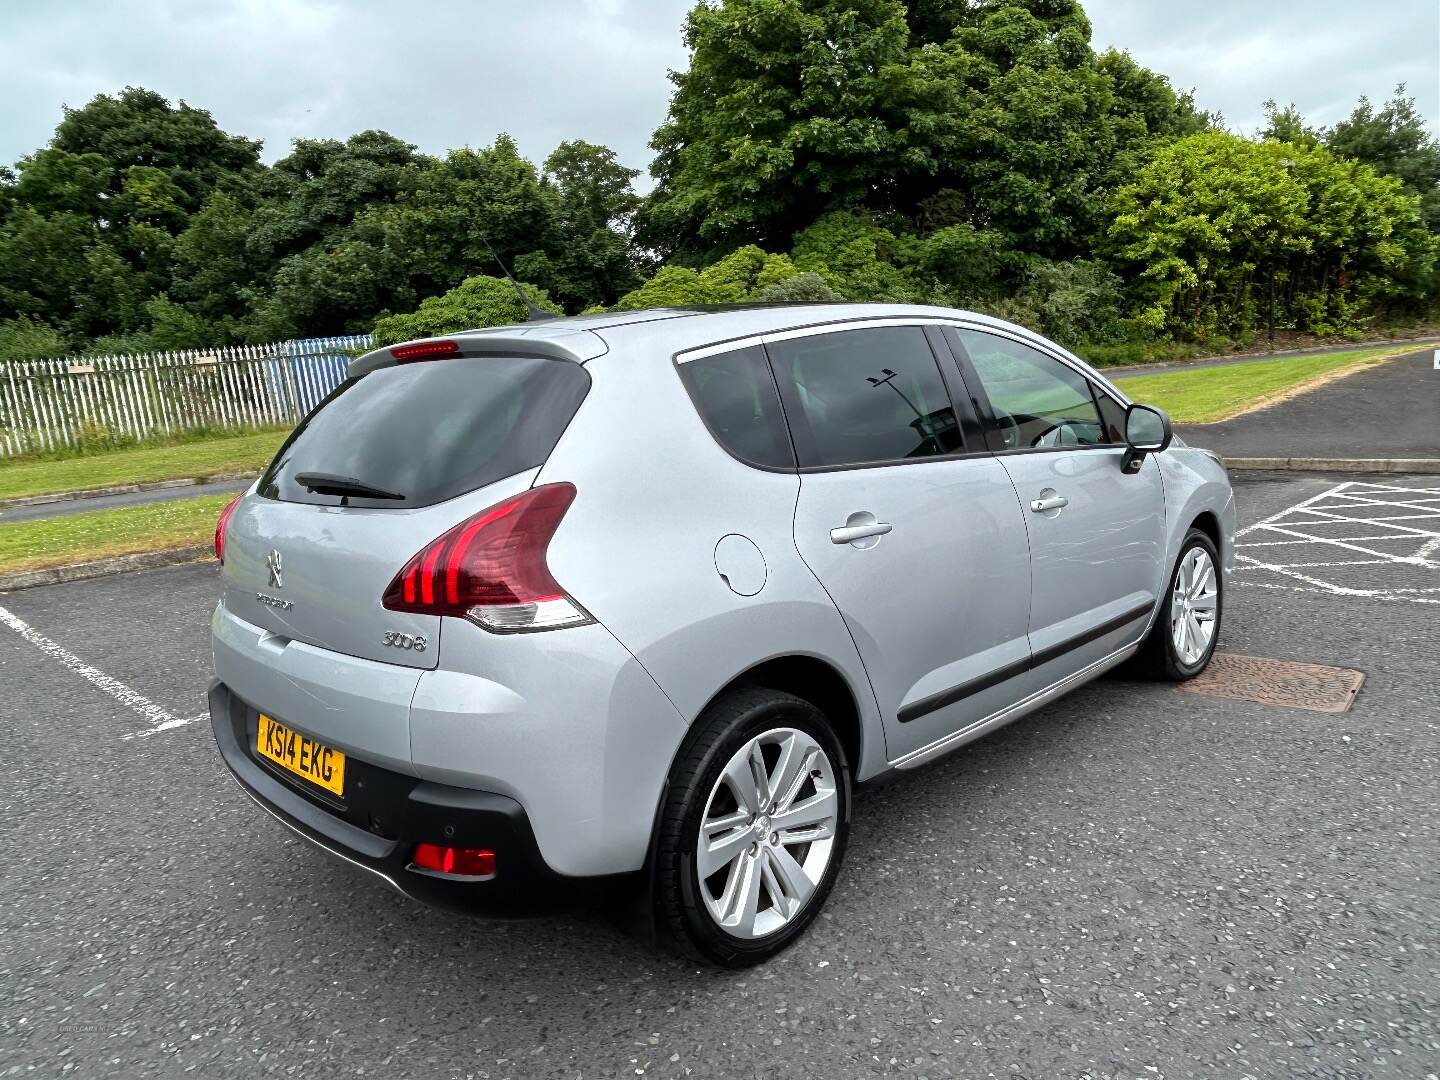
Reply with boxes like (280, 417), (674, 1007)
(209, 681), (628, 914)
(212, 600), (685, 878)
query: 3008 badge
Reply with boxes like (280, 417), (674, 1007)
(382, 631), (427, 652)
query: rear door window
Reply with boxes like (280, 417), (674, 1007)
(676, 344), (795, 469)
(766, 326), (962, 468)
(260, 356), (590, 508)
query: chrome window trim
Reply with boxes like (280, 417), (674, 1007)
(674, 316), (952, 364)
(674, 315), (1132, 407)
(943, 320), (1133, 407)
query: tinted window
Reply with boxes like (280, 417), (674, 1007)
(768, 326), (961, 468)
(1093, 386), (1127, 444)
(260, 356), (589, 508)
(676, 345), (794, 469)
(958, 330), (1105, 450)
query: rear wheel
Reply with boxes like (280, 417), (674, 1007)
(654, 688), (850, 967)
(1133, 528), (1222, 680)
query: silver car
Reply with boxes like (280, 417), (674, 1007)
(210, 304), (1233, 966)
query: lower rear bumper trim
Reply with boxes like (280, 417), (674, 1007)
(209, 679), (630, 916)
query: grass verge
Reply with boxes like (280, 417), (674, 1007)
(0, 429), (286, 502)
(1111, 345), (1416, 424)
(0, 494), (231, 575)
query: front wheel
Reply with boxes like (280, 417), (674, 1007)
(653, 688), (850, 967)
(1134, 528), (1223, 680)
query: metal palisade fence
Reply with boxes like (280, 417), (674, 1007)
(0, 335), (372, 459)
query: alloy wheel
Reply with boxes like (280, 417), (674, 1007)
(1170, 545), (1219, 666)
(697, 728), (839, 939)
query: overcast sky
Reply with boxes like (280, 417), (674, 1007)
(1, 0), (1435, 184)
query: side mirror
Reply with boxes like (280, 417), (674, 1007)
(1122, 403), (1172, 473)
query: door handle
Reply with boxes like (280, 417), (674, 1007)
(830, 521), (893, 545)
(1030, 494), (1069, 513)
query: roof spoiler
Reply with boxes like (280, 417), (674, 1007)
(349, 327), (608, 377)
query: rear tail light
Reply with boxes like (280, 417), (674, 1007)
(390, 339), (460, 363)
(382, 482), (592, 633)
(411, 843), (496, 879)
(214, 494), (242, 564)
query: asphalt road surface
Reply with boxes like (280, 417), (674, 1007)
(0, 477), (251, 524)
(1177, 347), (1440, 460)
(1, 472), (1436, 1079)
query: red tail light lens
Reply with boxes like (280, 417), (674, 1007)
(382, 483), (592, 633)
(390, 339), (460, 363)
(214, 494), (242, 564)
(411, 843), (496, 879)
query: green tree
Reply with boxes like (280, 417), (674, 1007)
(0, 209), (95, 330)
(613, 245), (804, 308)
(2, 88), (264, 349)
(248, 130), (428, 265)
(544, 140), (640, 233)
(251, 232), (411, 340)
(169, 190), (264, 340)
(644, 0), (921, 253)
(644, 0), (1206, 270)
(0, 316), (68, 361)
(527, 140), (643, 309)
(791, 211), (928, 300)
(1106, 131), (1435, 338)
(373, 135), (559, 301)
(370, 274), (553, 345)
(52, 86), (261, 213)
(11, 149), (112, 217)
(1260, 100), (1321, 146)
(1325, 86), (1440, 229)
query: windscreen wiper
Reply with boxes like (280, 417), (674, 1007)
(294, 472), (405, 501)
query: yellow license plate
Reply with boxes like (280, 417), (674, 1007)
(256, 714), (346, 797)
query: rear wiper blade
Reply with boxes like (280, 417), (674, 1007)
(294, 472), (405, 500)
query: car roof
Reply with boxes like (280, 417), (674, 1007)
(356, 302), (1127, 400)
(455, 303), (1030, 351)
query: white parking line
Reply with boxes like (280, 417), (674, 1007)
(0, 603), (205, 738)
(1233, 480), (1440, 605)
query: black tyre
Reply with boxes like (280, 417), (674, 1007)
(1132, 527), (1223, 680)
(653, 687), (851, 967)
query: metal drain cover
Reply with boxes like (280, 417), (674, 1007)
(1177, 653), (1365, 713)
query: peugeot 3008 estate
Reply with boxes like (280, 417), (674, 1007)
(210, 304), (1234, 966)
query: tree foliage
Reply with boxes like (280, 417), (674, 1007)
(641, 0), (1207, 265)
(1106, 131), (1435, 337)
(0, 5), (1435, 361)
(371, 275), (553, 346)
(1325, 86), (1440, 230)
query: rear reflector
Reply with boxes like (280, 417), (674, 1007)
(390, 339), (461, 362)
(381, 482), (592, 634)
(411, 843), (496, 879)
(214, 494), (242, 564)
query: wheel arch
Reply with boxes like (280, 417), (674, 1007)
(688, 654), (865, 780)
(1189, 509), (1223, 558)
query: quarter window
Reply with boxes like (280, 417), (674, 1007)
(676, 345), (795, 469)
(958, 330), (1105, 450)
(767, 326), (962, 468)
(1093, 387), (1128, 444)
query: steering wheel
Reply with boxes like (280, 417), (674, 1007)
(992, 406), (1021, 450)
(1032, 422), (1074, 449)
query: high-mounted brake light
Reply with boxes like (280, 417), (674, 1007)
(390, 339), (461, 363)
(382, 483), (592, 633)
(214, 494), (242, 564)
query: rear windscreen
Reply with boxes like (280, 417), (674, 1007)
(259, 356), (590, 508)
